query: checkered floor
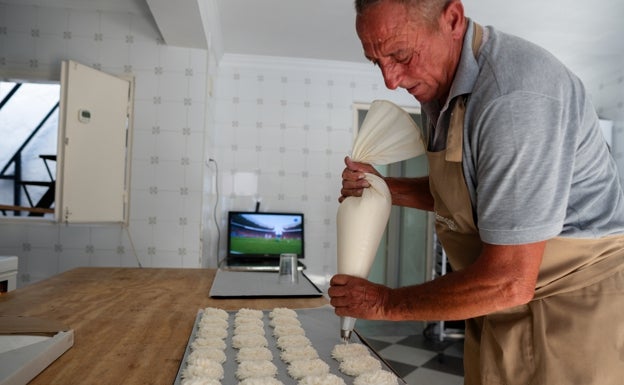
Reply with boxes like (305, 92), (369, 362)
(356, 320), (464, 385)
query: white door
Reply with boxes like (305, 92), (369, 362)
(56, 60), (132, 223)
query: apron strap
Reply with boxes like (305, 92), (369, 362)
(446, 22), (483, 162)
(472, 22), (483, 57)
(446, 98), (465, 162)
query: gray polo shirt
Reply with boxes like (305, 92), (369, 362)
(423, 20), (624, 245)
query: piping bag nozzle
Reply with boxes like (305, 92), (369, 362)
(340, 316), (356, 342)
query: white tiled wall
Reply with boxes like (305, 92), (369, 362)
(206, 54), (624, 287)
(1, 2), (621, 290)
(205, 54), (418, 285)
(0, 3), (209, 286)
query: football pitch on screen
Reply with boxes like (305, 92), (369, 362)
(231, 237), (302, 255)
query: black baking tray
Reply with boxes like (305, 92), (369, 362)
(173, 306), (406, 384)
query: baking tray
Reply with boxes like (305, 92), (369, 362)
(209, 270), (323, 298)
(173, 305), (406, 384)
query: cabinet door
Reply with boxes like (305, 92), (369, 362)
(56, 60), (132, 223)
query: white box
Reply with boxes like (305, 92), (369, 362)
(0, 316), (74, 385)
(0, 257), (17, 292)
(0, 331), (74, 385)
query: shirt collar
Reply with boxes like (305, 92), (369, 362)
(422, 19), (481, 120)
(446, 18), (481, 103)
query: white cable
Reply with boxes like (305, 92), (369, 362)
(124, 223), (142, 268)
(207, 158), (221, 267)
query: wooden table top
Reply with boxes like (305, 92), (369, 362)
(0, 267), (329, 385)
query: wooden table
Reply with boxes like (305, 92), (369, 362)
(0, 267), (328, 385)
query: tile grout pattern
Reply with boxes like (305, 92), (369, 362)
(356, 320), (464, 385)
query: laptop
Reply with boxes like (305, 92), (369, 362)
(220, 211), (307, 272)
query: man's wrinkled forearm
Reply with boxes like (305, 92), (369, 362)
(384, 176), (434, 211)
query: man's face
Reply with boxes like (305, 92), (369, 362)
(356, 1), (462, 103)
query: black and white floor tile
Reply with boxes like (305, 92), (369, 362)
(356, 320), (464, 385)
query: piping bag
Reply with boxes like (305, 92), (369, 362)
(336, 100), (425, 341)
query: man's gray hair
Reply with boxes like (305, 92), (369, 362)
(354, 0), (453, 25)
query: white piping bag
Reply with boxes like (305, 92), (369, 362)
(336, 100), (425, 341)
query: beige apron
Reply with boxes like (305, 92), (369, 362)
(426, 23), (624, 385)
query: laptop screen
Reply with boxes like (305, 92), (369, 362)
(227, 211), (304, 260)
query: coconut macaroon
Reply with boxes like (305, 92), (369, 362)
(331, 343), (370, 362)
(234, 323), (265, 336)
(353, 369), (399, 385)
(232, 333), (269, 349)
(235, 360), (278, 380)
(187, 347), (227, 364)
(180, 377), (221, 385)
(198, 315), (229, 330)
(195, 326), (228, 339)
(202, 307), (229, 320)
(181, 360), (224, 380)
(236, 347), (273, 362)
(236, 308), (264, 319)
(279, 345), (319, 363)
(272, 324), (306, 338)
(234, 316), (265, 328)
(183, 356), (226, 377)
(269, 315), (302, 328)
(298, 373), (347, 385)
(286, 358), (330, 379)
(191, 337), (226, 351)
(238, 377), (285, 385)
(339, 355), (381, 376)
(269, 307), (298, 319)
(276, 335), (311, 350)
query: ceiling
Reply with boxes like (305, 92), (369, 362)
(215, 0), (624, 83)
(4, 0), (624, 81)
(217, 0), (624, 67)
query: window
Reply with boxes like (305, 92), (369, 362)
(0, 81), (60, 218)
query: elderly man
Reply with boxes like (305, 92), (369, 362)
(328, 0), (624, 384)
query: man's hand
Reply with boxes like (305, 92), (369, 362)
(339, 157), (381, 203)
(328, 274), (391, 320)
